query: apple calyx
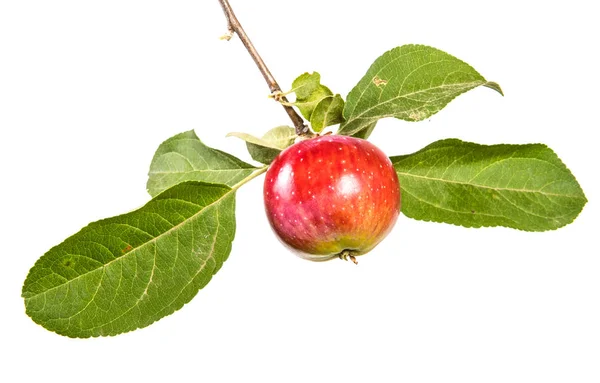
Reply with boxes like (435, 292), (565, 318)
(339, 249), (359, 265)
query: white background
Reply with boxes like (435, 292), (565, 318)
(1, 1), (598, 382)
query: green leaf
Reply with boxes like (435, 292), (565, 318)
(310, 94), (345, 132)
(290, 72), (333, 120)
(147, 130), (257, 197)
(227, 126), (296, 164)
(391, 139), (587, 231)
(22, 181), (238, 338)
(292, 72), (323, 100)
(350, 121), (377, 140)
(339, 45), (503, 136)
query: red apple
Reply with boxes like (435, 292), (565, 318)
(263, 134), (401, 263)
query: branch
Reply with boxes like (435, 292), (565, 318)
(217, 0), (310, 136)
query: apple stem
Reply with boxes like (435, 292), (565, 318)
(217, 0), (311, 137)
(339, 250), (359, 265)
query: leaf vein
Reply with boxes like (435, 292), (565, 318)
(397, 171), (583, 199)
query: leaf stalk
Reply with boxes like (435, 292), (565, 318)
(231, 166), (268, 191)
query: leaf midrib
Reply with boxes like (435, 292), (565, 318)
(149, 168), (255, 175)
(346, 79), (483, 125)
(401, 177), (579, 225)
(396, 171), (584, 199)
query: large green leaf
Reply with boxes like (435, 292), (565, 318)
(22, 182), (240, 338)
(339, 45), (502, 136)
(147, 130), (257, 197)
(391, 139), (587, 231)
(227, 126), (296, 164)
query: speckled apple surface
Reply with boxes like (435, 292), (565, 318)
(263, 135), (401, 261)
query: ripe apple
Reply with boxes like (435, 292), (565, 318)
(263, 134), (401, 263)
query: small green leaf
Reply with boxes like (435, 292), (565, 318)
(339, 45), (503, 136)
(22, 181), (238, 338)
(391, 139), (587, 231)
(290, 72), (333, 120)
(350, 121), (377, 140)
(292, 72), (323, 100)
(310, 94), (345, 132)
(227, 126), (296, 164)
(147, 130), (257, 197)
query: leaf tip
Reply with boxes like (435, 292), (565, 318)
(484, 81), (504, 96)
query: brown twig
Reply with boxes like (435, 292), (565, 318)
(217, 0), (310, 136)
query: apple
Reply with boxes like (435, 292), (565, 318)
(263, 134), (401, 263)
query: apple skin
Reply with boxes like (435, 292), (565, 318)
(263, 134), (401, 262)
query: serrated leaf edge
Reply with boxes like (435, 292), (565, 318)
(391, 140), (587, 232)
(340, 44), (502, 136)
(23, 168), (267, 337)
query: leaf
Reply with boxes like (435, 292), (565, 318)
(350, 121), (377, 140)
(22, 181), (238, 338)
(391, 139), (587, 231)
(310, 94), (345, 132)
(227, 126), (296, 164)
(147, 130), (257, 197)
(339, 45), (503, 136)
(292, 72), (323, 100)
(290, 72), (333, 120)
